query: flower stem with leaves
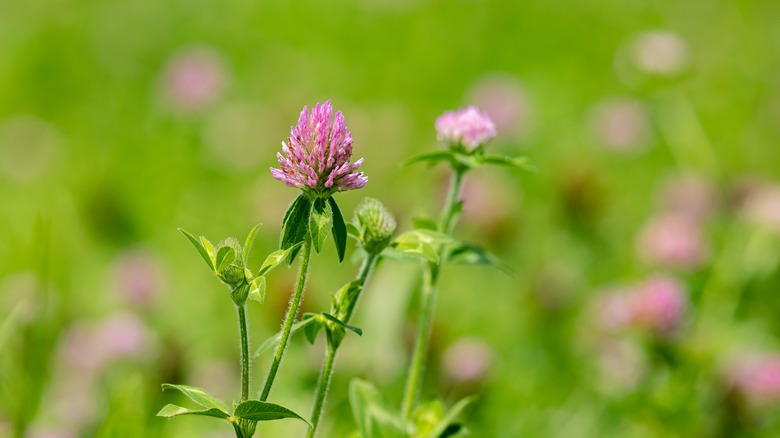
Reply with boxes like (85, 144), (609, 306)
(307, 198), (397, 436)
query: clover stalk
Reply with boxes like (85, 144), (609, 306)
(401, 167), (466, 419)
(308, 252), (379, 437)
(261, 236), (313, 401)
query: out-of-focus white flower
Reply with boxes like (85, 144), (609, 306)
(632, 30), (689, 76)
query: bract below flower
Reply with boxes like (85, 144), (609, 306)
(271, 100), (367, 194)
(435, 106), (496, 150)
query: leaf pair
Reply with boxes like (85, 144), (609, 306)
(382, 230), (454, 264)
(402, 149), (535, 173)
(157, 383), (308, 425)
(302, 312), (362, 350)
(348, 380), (475, 438)
(280, 194), (348, 263)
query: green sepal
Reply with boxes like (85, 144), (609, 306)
(280, 194), (311, 265)
(216, 246), (236, 272)
(253, 318), (316, 358)
(329, 197), (348, 262)
(178, 228), (216, 271)
(256, 242), (304, 277)
(161, 383), (229, 413)
(156, 404), (229, 419)
(233, 400), (310, 425)
(349, 379), (408, 438)
(447, 243), (515, 277)
(310, 197), (333, 254)
(243, 224), (262, 265)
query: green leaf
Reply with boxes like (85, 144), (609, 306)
(161, 384), (229, 413)
(310, 197), (333, 254)
(256, 242), (304, 277)
(303, 314), (324, 344)
(439, 424), (466, 438)
(322, 312), (362, 336)
(478, 154), (536, 172)
(156, 404), (229, 419)
(202, 237), (217, 266)
(234, 400), (310, 425)
(216, 246), (236, 271)
(243, 224), (262, 265)
(349, 379), (408, 438)
(401, 151), (453, 168)
(447, 244), (515, 277)
(248, 276), (266, 304)
(280, 194), (311, 264)
(426, 396), (476, 438)
(329, 197), (347, 262)
(346, 223), (360, 238)
(332, 280), (363, 320)
(253, 318), (316, 358)
(390, 230), (454, 263)
(412, 216), (438, 231)
(179, 228), (215, 271)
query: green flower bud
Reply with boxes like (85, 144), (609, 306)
(216, 237), (246, 288)
(353, 197), (396, 255)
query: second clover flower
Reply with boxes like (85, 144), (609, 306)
(435, 105), (497, 151)
(271, 100), (367, 196)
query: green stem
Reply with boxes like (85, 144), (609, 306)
(261, 236), (312, 401)
(237, 304), (250, 401)
(308, 253), (378, 437)
(401, 168), (465, 419)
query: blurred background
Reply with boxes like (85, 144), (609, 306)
(2, 0), (780, 436)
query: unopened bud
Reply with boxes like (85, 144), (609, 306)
(354, 198), (396, 255)
(216, 237), (245, 288)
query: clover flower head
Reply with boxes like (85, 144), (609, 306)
(435, 106), (497, 150)
(271, 100), (367, 194)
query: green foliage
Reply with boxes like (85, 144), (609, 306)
(280, 194), (312, 264)
(330, 197), (348, 262)
(310, 197), (333, 254)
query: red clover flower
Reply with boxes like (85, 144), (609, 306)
(271, 100), (367, 195)
(435, 106), (497, 150)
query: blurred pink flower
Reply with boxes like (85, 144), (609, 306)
(731, 355), (780, 404)
(589, 98), (651, 153)
(632, 30), (689, 76)
(112, 248), (163, 308)
(636, 212), (707, 269)
(595, 276), (687, 336)
(441, 337), (494, 383)
(435, 106), (496, 150)
(459, 173), (516, 230)
(466, 75), (533, 140)
(657, 173), (718, 223)
(58, 312), (154, 372)
(632, 275), (687, 334)
(162, 47), (227, 112)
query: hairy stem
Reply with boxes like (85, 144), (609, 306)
(261, 236), (312, 401)
(401, 169), (465, 419)
(308, 253), (378, 437)
(237, 304), (250, 402)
